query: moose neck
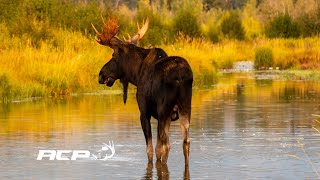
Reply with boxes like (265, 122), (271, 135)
(121, 45), (150, 86)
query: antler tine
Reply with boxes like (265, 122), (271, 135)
(137, 22), (140, 31)
(101, 14), (106, 26)
(125, 17), (149, 45)
(122, 33), (131, 42)
(123, 36), (127, 42)
(91, 23), (101, 36)
(138, 17), (149, 40)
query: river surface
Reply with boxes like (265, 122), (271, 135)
(1, 72), (320, 179)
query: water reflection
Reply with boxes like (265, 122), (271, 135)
(1, 73), (320, 179)
(142, 161), (189, 180)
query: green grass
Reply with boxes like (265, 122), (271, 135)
(254, 47), (274, 69)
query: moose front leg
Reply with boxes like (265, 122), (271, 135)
(137, 91), (153, 162)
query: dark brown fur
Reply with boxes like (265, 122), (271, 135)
(99, 44), (193, 165)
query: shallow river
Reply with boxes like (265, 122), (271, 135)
(1, 72), (320, 179)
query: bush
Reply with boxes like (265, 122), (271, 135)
(173, 8), (201, 38)
(220, 11), (245, 40)
(296, 8), (320, 37)
(0, 74), (12, 103)
(207, 23), (219, 43)
(0, 0), (21, 23)
(254, 47), (274, 69)
(25, 0), (55, 21)
(5, 0), (111, 38)
(265, 13), (300, 38)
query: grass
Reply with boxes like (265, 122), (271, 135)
(255, 38), (320, 69)
(254, 47), (274, 69)
(279, 70), (320, 81)
(0, 26), (320, 101)
(0, 28), (112, 101)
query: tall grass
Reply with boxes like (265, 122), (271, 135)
(0, 0), (320, 102)
(1, 26), (320, 101)
(254, 47), (274, 69)
(254, 38), (320, 69)
(0, 29), (220, 100)
(0, 27), (112, 100)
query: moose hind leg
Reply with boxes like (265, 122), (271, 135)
(156, 124), (163, 161)
(180, 113), (190, 166)
(156, 117), (171, 164)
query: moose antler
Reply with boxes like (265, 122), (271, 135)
(92, 16), (149, 46)
(123, 17), (149, 45)
(91, 16), (119, 46)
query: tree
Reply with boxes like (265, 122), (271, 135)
(265, 13), (300, 38)
(220, 11), (245, 40)
(203, 0), (248, 11)
(242, 0), (262, 39)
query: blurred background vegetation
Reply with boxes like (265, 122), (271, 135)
(0, 0), (320, 101)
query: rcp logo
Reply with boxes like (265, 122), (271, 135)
(37, 141), (115, 161)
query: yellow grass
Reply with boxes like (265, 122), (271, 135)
(1, 27), (320, 101)
(0, 29), (113, 100)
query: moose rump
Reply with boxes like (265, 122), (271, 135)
(146, 56), (193, 120)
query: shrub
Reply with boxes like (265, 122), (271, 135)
(254, 47), (274, 69)
(0, 0), (21, 23)
(207, 23), (219, 43)
(173, 8), (201, 38)
(296, 11), (320, 37)
(220, 11), (245, 40)
(25, 0), (55, 21)
(0, 74), (12, 103)
(265, 13), (300, 38)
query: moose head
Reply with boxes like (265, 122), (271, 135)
(92, 17), (150, 103)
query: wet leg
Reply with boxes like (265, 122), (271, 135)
(140, 113), (153, 162)
(180, 114), (190, 166)
(156, 117), (171, 164)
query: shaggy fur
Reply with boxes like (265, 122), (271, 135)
(99, 43), (193, 165)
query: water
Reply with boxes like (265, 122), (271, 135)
(1, 72), (320, 179)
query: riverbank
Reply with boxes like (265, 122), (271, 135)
(1, 30), (320, 102)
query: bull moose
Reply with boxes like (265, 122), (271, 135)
(92, 17), (193, 165)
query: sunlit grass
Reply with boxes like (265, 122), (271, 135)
(0, 28), (113, 100)
(1, 26), (320, 101)
(255, 38), (320, 69)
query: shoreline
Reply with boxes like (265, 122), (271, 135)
(2, 70), (320, 104)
